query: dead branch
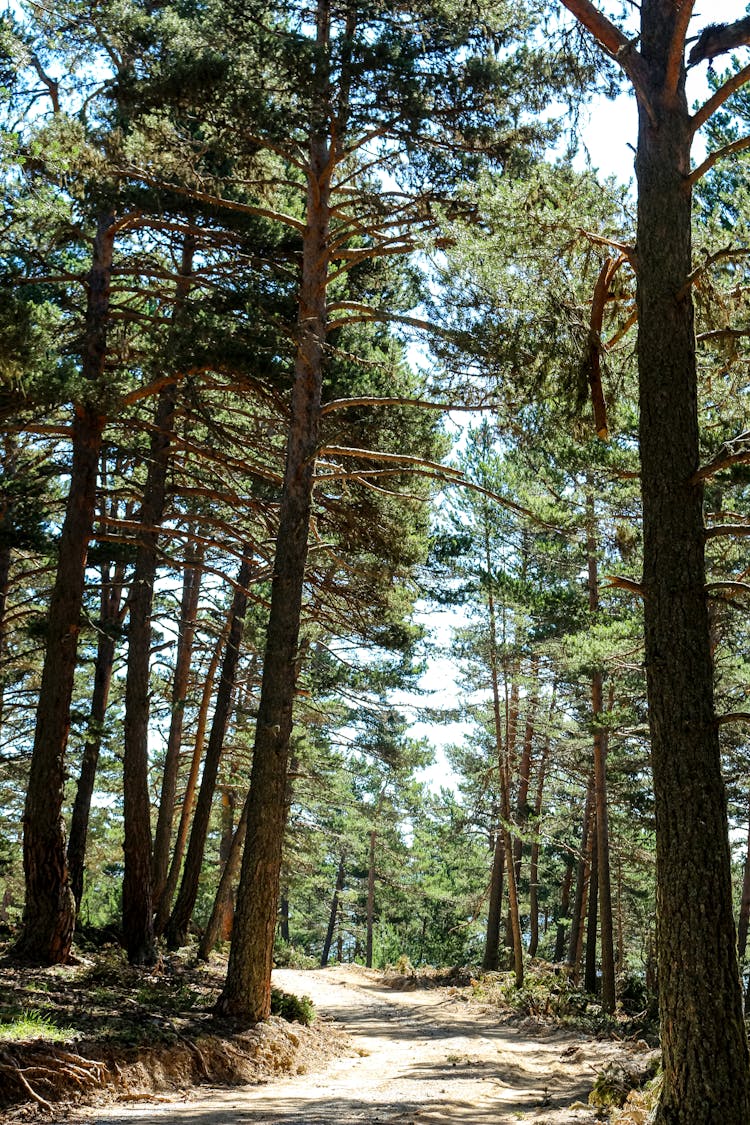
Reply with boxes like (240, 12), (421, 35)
(605, 574), (644, 597)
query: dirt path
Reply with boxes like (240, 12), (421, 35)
(73, 966), (632, 1124)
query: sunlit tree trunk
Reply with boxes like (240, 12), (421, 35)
(68, 544), (126, 913)
(14, 211), (114, 964)
(216, 0), (332, 1021)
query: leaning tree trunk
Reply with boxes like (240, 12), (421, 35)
(151, 537), (204, 913)
(13, 212), (114, 965)
(122, 239), (194, 964)
(482, 823), (505, 971)
(155, 614), (229, 936)
(216, 2), (331, 1019)
(634, 9), (750, 1116)
(166, 553), (252, 950)
(198, 798), (249, 961)
(67, 549), (126, 913)
(321, 854), (346, 968)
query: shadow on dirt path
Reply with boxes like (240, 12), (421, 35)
(75, 965), (631, 1124)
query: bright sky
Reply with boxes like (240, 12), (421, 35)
(580, 1), (750, 181)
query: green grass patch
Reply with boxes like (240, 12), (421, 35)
(0, 1008), (74, 1042)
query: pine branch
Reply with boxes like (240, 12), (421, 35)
(688, 17), (750, 66)
(666, 2), (697, 96)
(691, 63), (750, 133)
(688, 134), (750, 186)
(559, 1), (653, 117)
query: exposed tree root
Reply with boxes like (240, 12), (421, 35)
(0, 1044), (105, 1112)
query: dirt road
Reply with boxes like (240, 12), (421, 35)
(75, 966), (631, 1124)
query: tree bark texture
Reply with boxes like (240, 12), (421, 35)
(122, 239), (194, 964)
(634, 6), (750, 1116)
(14, 211), (114, 964)
(587, 493), (616, 1012)
(567, 775), (594, 978)
(67, 554), (125, 912)
(482, 826), (505, 971)
(216, 0), (331, 1020)
(166, 553), (252, 950)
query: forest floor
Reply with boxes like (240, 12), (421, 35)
(0, 948), (659, 1124)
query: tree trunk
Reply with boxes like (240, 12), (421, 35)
(584, 816), (598, 996)
(587, 491), (616, 1011)
(14, 211), (114, 964)
(554, 859), (573, 963)
(154, 614), (229, 936)
(166, 553), (251, 949)
(216, 0), (331, 1020)
(513, 654), (538, 882)
(634, 8), (750, 1115)
(321, 854), (346, 967)
(528, 734), (549, 959)
(122, 239), (194, 964)
(567, 775), (594, 979)
(738, 799), (750, 960)
(152, 537), (204, 913)
(68, 551), (126, 912)
(482, 825), (505, 971)
(279, 894), (290, 946)
(197, 798), (249, 961)
(218, 786), (237, 942)
(365, 829), (376, 969)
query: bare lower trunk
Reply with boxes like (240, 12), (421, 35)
(567, 775), (594, 979)
(634, 11), (750, 1114)
(152, 538), (204, 913)
(155, 617), (229, 936)
(554, 860), (573, 963)
(587, 494), (616, 1011)
(14, 212), (114, 965)
(482, 826), (505, 970)
(528, 735), (549, 959)
(166, 554), (251, 950)
(584, 820), (598, 995)
(216, 2), (331, 1019)
(198, 799), (249, 961)
(321, 855), (346, 967)
(365, 829), (376, 969)
(68, 554), (125, 912)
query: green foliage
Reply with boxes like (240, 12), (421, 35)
(269, 988), (315, 1027)
(0, 1009), (74, 1042)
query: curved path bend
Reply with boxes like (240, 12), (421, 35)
(77, 965), (629, 1124)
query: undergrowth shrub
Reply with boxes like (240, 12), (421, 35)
(270, 988), (315, 1026)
